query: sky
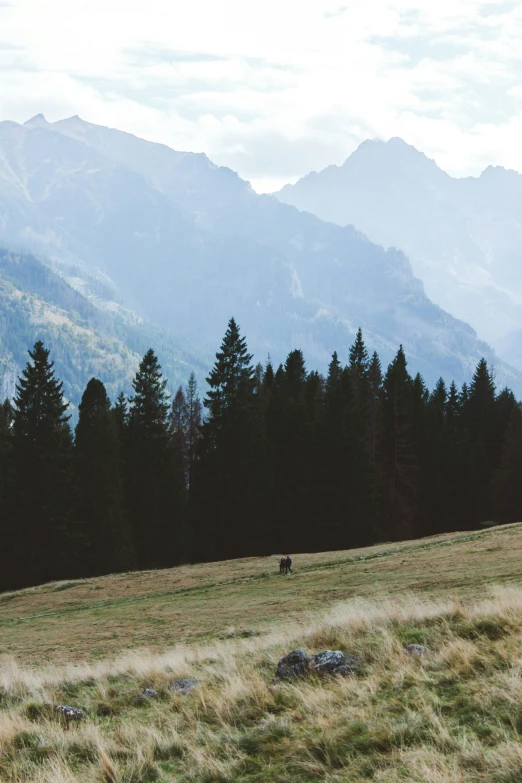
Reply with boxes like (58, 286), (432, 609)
(1, 0), (521, 192)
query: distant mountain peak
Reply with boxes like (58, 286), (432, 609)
(480, 164), (520, 181)
(24, 114), (49, 128)
(345, 136), (439, 170)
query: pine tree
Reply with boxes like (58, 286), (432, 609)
(75, 378), (136, 576)
(492, 404), (522, 523)
(446, 381), (460, 426)
(0, 399), (14, 590)
(128, 350), (184, 568)
(462, 359), (497, 526)
(204, 318), (254, 437)
(0, 398), (13, 501)
(113, 391), (129, 437)
(185, 373), (202, 492)
(263, 358), (275, 391)
(326, 352), (342, 396)
(380, 346), (418, 540)
(349, 328), (370, 387)
(368, 351), (383, 472)
(171, 386), (189, 482)
(196, 319), (265, 559)
(8, 342), (76, 587)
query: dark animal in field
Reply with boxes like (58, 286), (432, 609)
(54, 705), (85, 730)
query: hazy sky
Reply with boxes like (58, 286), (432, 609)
(1, 0), (521, 191)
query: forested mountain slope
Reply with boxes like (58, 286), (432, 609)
(0, 248), (205, 404)
(0, 115), (518, 391)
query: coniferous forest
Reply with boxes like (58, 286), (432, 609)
(1, 318), (521, 592)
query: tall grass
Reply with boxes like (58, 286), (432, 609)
(2, 587), (522, 781)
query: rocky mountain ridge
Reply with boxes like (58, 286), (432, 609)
(277, 138), (522, 369)
(0, 115), (519, 392)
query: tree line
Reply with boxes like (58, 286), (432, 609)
(1, 318), (521, 591)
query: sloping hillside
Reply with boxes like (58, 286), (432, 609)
(0, 249), (206, 404)
(2, 524), (522, 782)
(0, 115), (519, 391)
(2, 523), (522, 665)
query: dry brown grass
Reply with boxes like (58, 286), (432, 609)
(3, 523), (522, 665)
(2, 585), (522, 781)
(3, 525), (522, 781)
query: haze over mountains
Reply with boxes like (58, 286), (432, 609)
(0, 115), (520, 399)
(277, 138), (522, 371)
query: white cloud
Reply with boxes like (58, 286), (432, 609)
(1, 0), (522, 191)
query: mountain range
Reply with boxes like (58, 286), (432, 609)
(277, 137), (522, 370)
(0, 115), (520, 400)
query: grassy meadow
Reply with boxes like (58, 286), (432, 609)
(2, 524), (522, 781)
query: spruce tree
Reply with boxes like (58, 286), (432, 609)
(185, 373), (202, 492)
(0, 400), (13, 590)
(446, 381), (460, 426)
(75, 378), (136, 576)
(0, 399), (13, 502)
(128, 350), (184, 568)
(462, 359), (497, 526)
(205, 318), (254, 434)
(171, 386), (189, 484)
(368, 351), (383, 472)
(492, 404), (522, 523)
(380, 346), (418, 540)
(113, 391), (129, 437)
(196, 319), (265, 559)
(349, 328), (370, 388)
(9, 342), (76, 587)
(263, 358), (275, 391)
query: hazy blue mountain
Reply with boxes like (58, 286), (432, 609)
(0, 115), (520, 393)
(276, 138), (522, 369)
(0, 248), (206, 406)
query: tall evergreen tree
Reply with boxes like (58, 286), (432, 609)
(0, 399), (14, 590)
(171, 386), (189, 482)
(127, 350), (184, 568)
(113, 391), (129, 436)
(349, 328), (370, 389)
(75, 378), (136, 576)
(462, 359), (497, 526)
(368, 351), (383, 473)
(0, 398), (13, 501)
(492, 404), (522, 523)
(380, 346), (418, 540)
(196, 319), (266, 559)
(8, 342), (76, 587)
(185, 373), (202, 492)
(204, 318), (254, 434)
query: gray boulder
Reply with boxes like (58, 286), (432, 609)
(169, 678), (200, 694)
(276, 648), (310, 679)
(310, 650), (359, 676)
(404, 644), (431, 657)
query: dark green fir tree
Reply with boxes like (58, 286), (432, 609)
(8, 342), (76, 587)
(75, 378), (136, 576)
(127, 349), (185, 568)
(196, 319), (266, 559)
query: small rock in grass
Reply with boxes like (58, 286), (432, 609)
(404, 644), (431, 657)
(310, 650), (360, 676)
(276, 648), (311, 680)
(169, 679), (200, 694)
(142, 688), (158, 699)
